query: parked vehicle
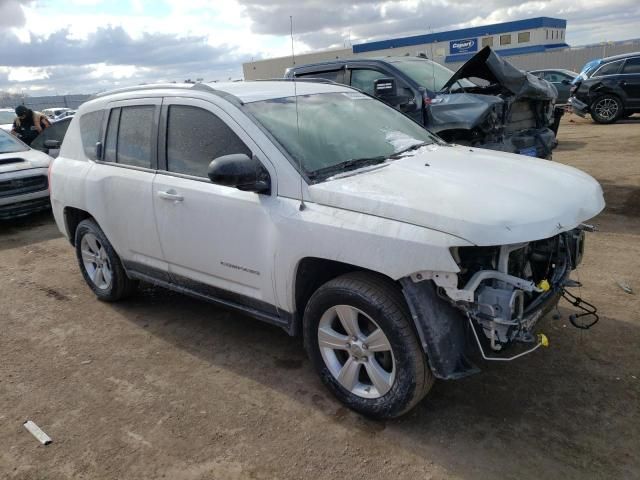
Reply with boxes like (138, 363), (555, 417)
(0, 108), (15, 132)
(0, 128), (52, 220)
(529, 69), (578, 104)
(51, 110), (76, 122)
(29, 116), (72, 158)
(50, 81), (603, 418)
(569, 52), (640, 124)
(42, 107), (72, 120)
(285, 47), (560, 159)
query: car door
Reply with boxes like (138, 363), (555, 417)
(85, 98), (168, 277)
(152, 97), (279, 314)
(620, 57), (640, 108)
(543, 71), (572, 104)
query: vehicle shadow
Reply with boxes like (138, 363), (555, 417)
(113, 286), (640, 479)
(0, 210), (62, 251)
(555, 140), (587, 151)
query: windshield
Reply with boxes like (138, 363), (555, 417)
(245, 92), (437, 181)
(575, 60), (601, 82)
(391, 59), (475, 92)
(0, 111), (15, 124)
(0, 129), (28, 154)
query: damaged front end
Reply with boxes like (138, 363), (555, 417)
(402, 227), (592, 380)
(430, 46), (559, 159)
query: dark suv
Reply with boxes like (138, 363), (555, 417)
(285, 47), (560, 159)
(569, 52), (640, 124)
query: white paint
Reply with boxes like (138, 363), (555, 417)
(51, 81), (604, 314)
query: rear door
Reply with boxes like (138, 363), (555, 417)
(620, 57), (640, 108)
(85, 98), (167, 276)
(151, 97), (279, 312)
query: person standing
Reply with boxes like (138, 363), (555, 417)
(11, 105), (51, 145)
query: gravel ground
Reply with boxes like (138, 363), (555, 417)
(1, 114), (639, 480)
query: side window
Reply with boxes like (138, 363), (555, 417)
(594, 60), (623, 77)
(297, 70), (344, 84)
(481, 37), (493, 48)
(622, 57), (640, 74)
(30, 118), (71, 152)
(79, 110), (104, 160)
(166, 105), (251, 178)
(500, 34), (512, 46)
(115, 106), (155, 168)
(103, 108), (119, 163)
(543, 72), (563, 83)
(350, 69), (388, 95)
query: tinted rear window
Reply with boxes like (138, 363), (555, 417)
(622, 57), (640, 74)
(79, 110), (104, 160)
(115, 106), (155, 168)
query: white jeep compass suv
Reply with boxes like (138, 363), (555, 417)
(50, 81), (604, 418)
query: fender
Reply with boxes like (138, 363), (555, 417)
(400, 278), (479, 379)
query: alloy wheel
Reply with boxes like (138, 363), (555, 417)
(80, 233), (113, 290)
(594, 97), (619, 120)
(317, 305), (396, 398)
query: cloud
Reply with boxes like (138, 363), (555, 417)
(1, 0), (640, 95)
(236, 0), (640, 51)
(0, 0), (31, 28)
(0, 25), (249, 93)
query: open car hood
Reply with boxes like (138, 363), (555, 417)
(442, 46), (557, 101)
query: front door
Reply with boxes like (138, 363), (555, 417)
(151, 97), (278, 313)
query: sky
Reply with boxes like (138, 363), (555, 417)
(0, 0), (639, 96)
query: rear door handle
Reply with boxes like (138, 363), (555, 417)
(157, 190), (184, 202)
(619, 80), (627, 86)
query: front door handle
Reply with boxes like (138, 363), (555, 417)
(157, 190), (184, 202)
(619, 80), (627, 87)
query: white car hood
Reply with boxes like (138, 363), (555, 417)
(308, 145), (605, 246)
(0, 148), (51, 174)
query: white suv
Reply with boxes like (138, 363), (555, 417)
(50, 81), (604, 418)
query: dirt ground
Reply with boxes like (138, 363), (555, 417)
(1, 114), (639, 480)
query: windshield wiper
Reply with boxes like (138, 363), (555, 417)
(389, 141), (431, 158)
(308, 156), (387, 180)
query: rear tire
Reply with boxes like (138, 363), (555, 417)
(303, 272), (433, 419)
(75, 219), (138, 302)
(591, 94), (623, 124)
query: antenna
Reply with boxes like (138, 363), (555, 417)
(290, 15), (306, 211)
(428, 26), (436, 94)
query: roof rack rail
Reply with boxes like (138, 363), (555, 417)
(253, 78), (341, 86)
(92, 83), (194, 98)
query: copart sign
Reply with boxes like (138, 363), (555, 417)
(450, 38), (478, 54)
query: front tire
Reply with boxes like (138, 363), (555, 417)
(591, 94), (623, 124)
(75, 219), (138, 302)
(303, 272), (433, 419)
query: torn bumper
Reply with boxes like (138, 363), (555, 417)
(401, 229), (585, 380)
(568, 97), (589, 117)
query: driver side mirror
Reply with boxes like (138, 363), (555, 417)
(561, 79), (571, 85)
(207, 154), (271, 194)
(373, 77), (397, 98)
(373, 78), (413, 109)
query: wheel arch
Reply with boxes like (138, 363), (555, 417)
(63, 206), (93, 246)
(291, 257), (479, 380)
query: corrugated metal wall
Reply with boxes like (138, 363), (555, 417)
(0, 94), (92, 111)
(244, 39), (640, 80)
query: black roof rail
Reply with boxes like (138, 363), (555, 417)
(253, 77), (342, 86)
